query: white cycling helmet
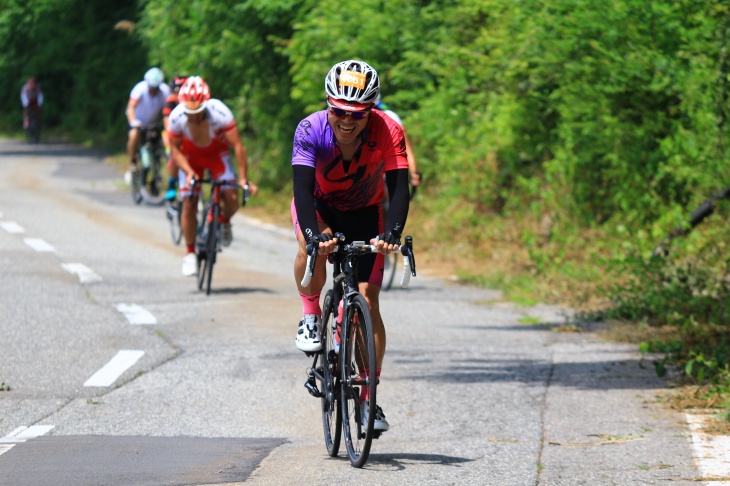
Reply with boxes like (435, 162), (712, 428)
(144, 67), (164, 88)
(325, 60), (380, 110)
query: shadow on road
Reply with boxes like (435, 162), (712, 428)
(204, 287), (275, 296)
(400, 356), (661, 391)
(367, 452), (474, 470)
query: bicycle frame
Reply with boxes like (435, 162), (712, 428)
(188, 174), (250, 295)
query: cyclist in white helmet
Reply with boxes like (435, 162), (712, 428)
(291, 59), (411, 432)
(125, 67), (171, 172)
(374, 93), (421, 188)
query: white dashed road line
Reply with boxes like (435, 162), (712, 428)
(0, 221), (25, 234)
(0, 425), (55, 456)
(83, 350), (145, 387)
(686, 413), (730, 485)
(115, 303), (157, 325)
(23, 237), (56, 252)
(61, 263), (102, 284)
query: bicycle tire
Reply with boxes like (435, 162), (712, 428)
(139, 155), (165, 206)
(340, 293), (376, 468)
(167, 201), (183, 245)
(196, 204), (211, 291)
(203, 204), (219, 295)
(131, 166), (143, 205)
(26, 114), (40, 144)
(320, 290), (342, 456)
(382, 252), (398, 291)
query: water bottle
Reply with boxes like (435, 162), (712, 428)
(334, 299), (343, 353)
(140, 145), (152, 169)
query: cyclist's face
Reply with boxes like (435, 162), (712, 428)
(327, 106), (370, 146)
(187, 111), (206, 125)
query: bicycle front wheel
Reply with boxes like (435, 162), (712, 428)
(140, 156), (165, 206)
(203, 204), (219, 295)
(320, 290), (341, 456)
(340, 293), (376, 468)
(130, 165), (143, 205)
(167, 201), (183, 245)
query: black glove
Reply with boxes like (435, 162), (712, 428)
(306, 232), (334, 253)
(377, 230), (401, 246)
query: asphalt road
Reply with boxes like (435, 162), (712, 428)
(0, 139), (714, 485)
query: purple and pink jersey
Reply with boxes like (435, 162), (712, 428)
(291, 110), (408, 211)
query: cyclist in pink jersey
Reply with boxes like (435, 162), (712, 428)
(167, 76), (258, 276)
(291, 59), (411, 432)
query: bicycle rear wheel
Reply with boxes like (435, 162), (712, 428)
(320, 290), (342, 456)
(340, 293), (376, 468)
(203, 204), (219, 295)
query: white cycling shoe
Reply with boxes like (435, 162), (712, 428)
(181, 253), (197, 277)
(361, 401), (389, 432)
(221, 223), (232, 247)
(295, 314), (322, 352)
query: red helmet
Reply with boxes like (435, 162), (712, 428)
(172, 75), (188, 91)
(178, 76), (210, 114)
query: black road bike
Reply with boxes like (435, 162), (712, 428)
(192, 175), (249, 295)
(131, 122), (165, 206)
(301, 233), (416, 467)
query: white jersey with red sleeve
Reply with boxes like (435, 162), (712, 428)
(167, 98), (237, 160)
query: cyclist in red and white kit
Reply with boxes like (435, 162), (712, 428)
(167, 76), (258, 276)
(291, 60), (411, 432)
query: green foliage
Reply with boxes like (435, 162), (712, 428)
(0, 0), (147, 138)
(138, 0), (309, 188)
(604, 224), (730, 391)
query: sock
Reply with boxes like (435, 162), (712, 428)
(167, 177), (176, 189)
(359, 369), (381, 403)
(186, 244), (195, 254)
(218, 214), (230, 224)
(299, 291), (321, 317)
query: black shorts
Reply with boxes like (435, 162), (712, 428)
(294, 199), (385, 286)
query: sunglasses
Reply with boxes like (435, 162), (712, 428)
(327, 102), (371, 120)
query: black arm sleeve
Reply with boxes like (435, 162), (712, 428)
(293, 165), (320, 244)
(385, 168), (410, 238)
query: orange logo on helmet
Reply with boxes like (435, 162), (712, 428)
(339, 70), (366, 90)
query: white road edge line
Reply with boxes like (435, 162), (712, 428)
(115, 303), (157, 325)
(61, 263), (102, 284)
(0, 221), (25, 234)
(686, 413), (730, 484)
(24, 237), (56, 252)
(84, 350), (145, 387)
(0, 425), (55, 457)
